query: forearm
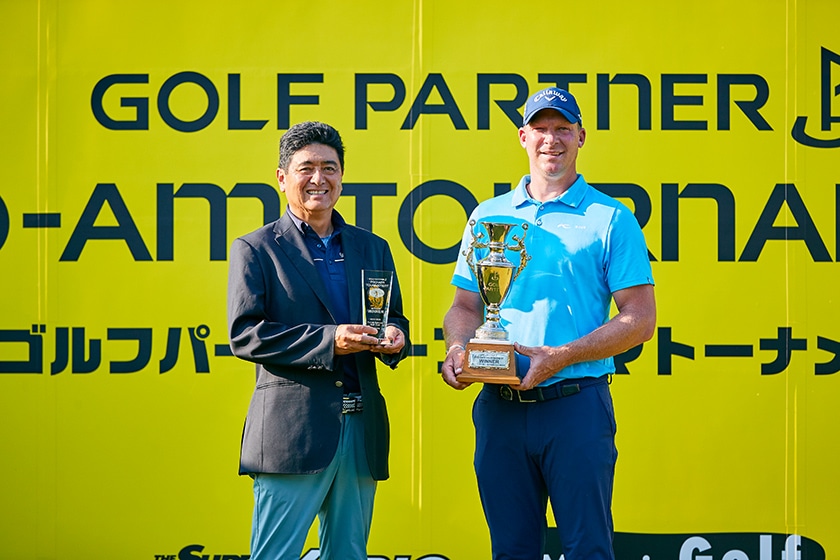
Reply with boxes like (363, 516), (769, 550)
(443, 302), (482, 350)
(440, 288), (484, 389)
(230, 318), (337, 369)
(552, 309), (654, 370)
(550, 282), (657, 370)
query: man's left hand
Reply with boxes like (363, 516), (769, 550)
(509, 342), (565, 391)
(372, 325), (406, 354)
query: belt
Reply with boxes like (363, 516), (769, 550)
(342, 394), (364, 414)
(497, 375), (609, 403)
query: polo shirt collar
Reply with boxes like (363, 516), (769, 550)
(511, 174), (587, 209)
(286, 206), (347, 237)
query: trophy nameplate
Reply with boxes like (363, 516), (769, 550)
(458, 221), (530, 384)
(459, 340), (518, 384)
(362, 269), (394, 344)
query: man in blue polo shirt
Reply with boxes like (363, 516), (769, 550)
(441, 88), (656, 560)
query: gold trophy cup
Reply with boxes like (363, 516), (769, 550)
(458, 220), (530, 384)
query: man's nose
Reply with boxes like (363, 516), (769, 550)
(310, 168), (325, 184)
(544, 131), (560, 144)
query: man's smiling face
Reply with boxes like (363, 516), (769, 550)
(277, 143), (344, 222)
(519, 109), (585, 183)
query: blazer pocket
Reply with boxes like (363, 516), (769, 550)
(256, 377), (300, 391)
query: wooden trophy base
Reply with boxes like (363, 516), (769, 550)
(457, 340), (519, 384)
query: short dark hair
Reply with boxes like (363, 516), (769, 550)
(278, 121), (345, 171)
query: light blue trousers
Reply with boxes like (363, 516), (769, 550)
(250, 413), (377, 560)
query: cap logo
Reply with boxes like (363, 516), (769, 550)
(533, 89), (567, 103)
(523, 88), (581, 125)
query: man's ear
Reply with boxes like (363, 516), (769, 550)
(276, 167), (286, 192)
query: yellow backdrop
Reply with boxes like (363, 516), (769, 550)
(1, 0), (838, 558)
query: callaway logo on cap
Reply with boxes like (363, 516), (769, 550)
(522, 87), (582, 126)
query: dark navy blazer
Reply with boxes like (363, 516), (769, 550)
(227, 211), (410, 480)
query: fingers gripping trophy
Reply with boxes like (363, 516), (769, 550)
(458, 220), (531, 384)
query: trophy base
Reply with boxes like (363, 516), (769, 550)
(457, 340), (519, 384)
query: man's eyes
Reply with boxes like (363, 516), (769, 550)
(296, 165), (337, 174)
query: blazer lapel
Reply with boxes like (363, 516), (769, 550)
(273, 214), (337, 322)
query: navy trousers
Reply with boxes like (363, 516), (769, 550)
(472, 377), (617, 560)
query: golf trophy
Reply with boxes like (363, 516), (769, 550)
(458, 220), (531, 384)
(362, 269), (394, 344)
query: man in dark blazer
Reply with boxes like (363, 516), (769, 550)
(228, 121), (410, 560)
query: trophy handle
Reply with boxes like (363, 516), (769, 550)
(507, 223), (531, 281)
(464, 219), (488, 280)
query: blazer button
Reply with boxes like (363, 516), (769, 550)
(335, 380), (344, 388)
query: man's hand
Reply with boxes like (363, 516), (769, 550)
(441, 345), (473, 390)
(510, 284), (656, 389)
(334, 324), (381, 355)
(509, 342), (564, 391)
(372, 325), (406, 355)
(441, 288), (484, 390)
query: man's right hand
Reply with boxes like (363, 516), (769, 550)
(441, 345), (473, 390)
(334, 324), (380, 355)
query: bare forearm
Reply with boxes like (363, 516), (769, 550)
(441, 288), (485, 389)
(551, 308), (654, 370)
(443, 303), (482, 349)
(512, 284), (656, 389)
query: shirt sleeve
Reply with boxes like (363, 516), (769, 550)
(604, 203), (655, 293)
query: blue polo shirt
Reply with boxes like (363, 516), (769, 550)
(451, 174), (654, 385)
(289, 208), (361, 393)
